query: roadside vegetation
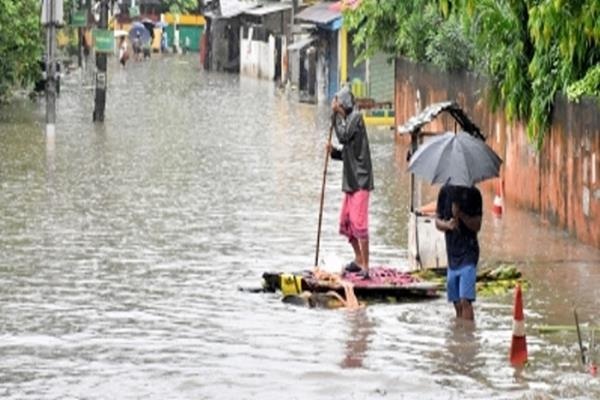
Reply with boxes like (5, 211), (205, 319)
(0, 0), (201, 103)
(344, 0), (600, 148)
(0, 0), (43, 102)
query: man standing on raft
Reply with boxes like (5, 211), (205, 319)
(328, 85), (374, 278)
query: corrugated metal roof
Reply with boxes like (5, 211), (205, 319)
(397, 101), (485, 140)
(294, 2), (341, 25)
(287, 37), (315, 51)
(243, 3), (291, 16)
(205, 0), (259, 19)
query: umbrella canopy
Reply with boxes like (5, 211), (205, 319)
(408, 131), (502, 187)
(141, 20), (156, 40)
(129, 22), (151, 44)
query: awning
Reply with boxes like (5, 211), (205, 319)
(287, 37), (315, 51)
(204, 0), (258, 19)
(295, 2), (341, 26)
(243, 3), (292, 16)
(397, 101), (485, 140)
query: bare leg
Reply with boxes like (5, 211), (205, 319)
(349, 238), (363, 266)
(460, 299), (474, 321)
(453, 302), (461, 318)
(358, 238), (369, 271)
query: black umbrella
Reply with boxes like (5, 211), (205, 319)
(141, 18), (156, 41)
(407, 131), (502, 187)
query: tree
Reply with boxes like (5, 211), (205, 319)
(160, 0), (200, 14)
(0, 0), (43, 102)
(342, 0), (600, 148)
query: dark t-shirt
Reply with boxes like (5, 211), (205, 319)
(436, 185), (482, 268)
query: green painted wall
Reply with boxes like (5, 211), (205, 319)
(164, 25), (204, 52)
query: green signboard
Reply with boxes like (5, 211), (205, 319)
(129, 6), (140, 18)
(93, 29), (114, 53)
(70, 10), (87, 28)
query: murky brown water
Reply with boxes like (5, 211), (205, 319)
(1, 55), (599, 399)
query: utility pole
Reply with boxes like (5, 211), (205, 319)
(77, 0), (83, 68)
(42, 0), (63, 135)
(93, 0), (109, 122)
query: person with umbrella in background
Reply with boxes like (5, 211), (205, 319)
(132, 31), (142, 61)
(408, 131), (502, 322)
(328, 85), (374, 278)
(129, 22), (152, 61)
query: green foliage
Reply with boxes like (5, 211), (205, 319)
(0, 0), (43, 101)
(343, 0), (600, 149)
(527, 0), (600, 144)
(426, 14), (473, 71)
(344, 0), (472, 69)
(163, 0), (200, 14)
(469, 0), (533, 121)
(567, 65), (600, 102)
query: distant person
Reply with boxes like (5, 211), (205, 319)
(435, 184), (482, 321)
(118, 37), (129, 67)
(82, 33), (90, 64)
(327, 85), (374, 277)
(143, 40), (151, 59)
(161, 31), (168, 53)
(132, 32), (142, 61)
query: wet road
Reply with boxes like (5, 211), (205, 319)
(1, 55), (599, 399)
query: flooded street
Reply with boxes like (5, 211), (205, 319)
(1, 55), (600, 399)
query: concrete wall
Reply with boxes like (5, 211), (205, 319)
(240, 27), (276, 80)
(394, 58), (600, 248)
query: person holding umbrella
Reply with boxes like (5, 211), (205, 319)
(435, 184), (482, 321)
(327, 85), (374, 278)
(407, 130), (502, 321)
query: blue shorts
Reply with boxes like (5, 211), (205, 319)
(447, 264), (476, 303)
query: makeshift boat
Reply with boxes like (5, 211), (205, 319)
(262, 266), (440, 303)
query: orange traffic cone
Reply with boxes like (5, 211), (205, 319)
(510, 284), (528, 366)
(492, 179), (503, 217)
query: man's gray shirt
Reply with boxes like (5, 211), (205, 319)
(331, 110), (374, 193)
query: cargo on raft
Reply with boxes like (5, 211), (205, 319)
(262, 266), (440, 307)
(260, 264), (526, 308)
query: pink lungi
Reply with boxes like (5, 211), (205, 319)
(339, 190), (369, 241)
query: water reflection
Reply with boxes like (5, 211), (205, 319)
(444, 319), (482, 376)
(340, 309), (374, 369)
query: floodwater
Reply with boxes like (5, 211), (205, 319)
(1, 55), (599, 400)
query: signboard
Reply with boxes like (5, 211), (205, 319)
(129, 6), (140, 18)
(70, 10), (87, 28)
(93, 29), (114, 53)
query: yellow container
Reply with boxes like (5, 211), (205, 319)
(280, 274), (303, 296)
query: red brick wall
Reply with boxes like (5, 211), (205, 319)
(394, 58), (600, 248)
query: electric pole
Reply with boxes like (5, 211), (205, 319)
(42, 0), (63, 135)
(93, 0), (109, 122)
(77, 0), (83, 68)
